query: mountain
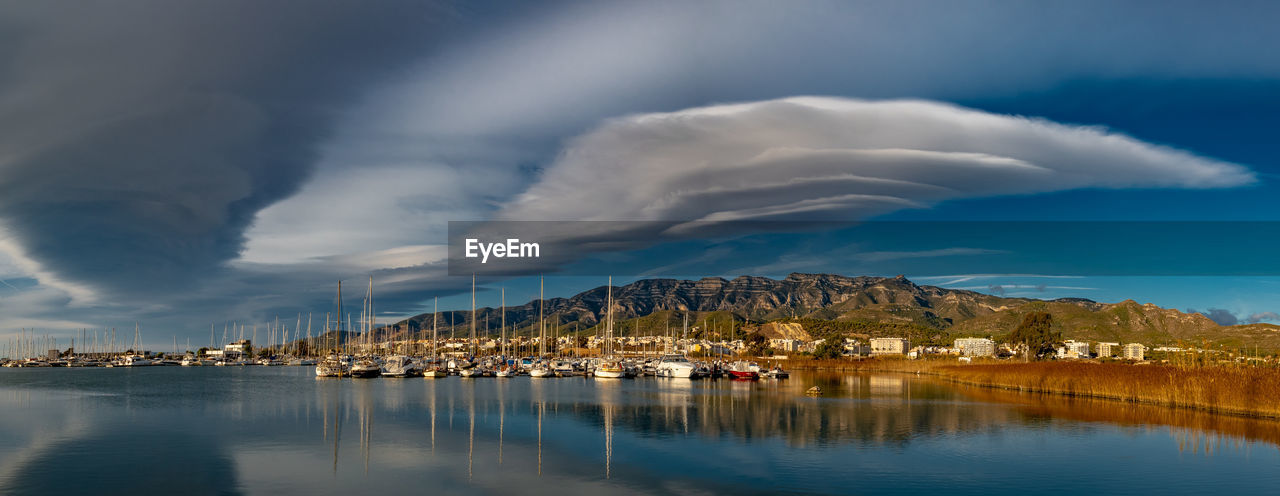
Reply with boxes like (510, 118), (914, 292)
(385, 273), (1277, 350)
(393, 273), (1024, 336)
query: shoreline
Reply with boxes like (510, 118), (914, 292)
(784, 358), (1280, 420)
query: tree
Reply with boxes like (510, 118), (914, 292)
(813, 339), (844, 360)
(1007, 312), (1060, 360)
(744, 333), (768, 357)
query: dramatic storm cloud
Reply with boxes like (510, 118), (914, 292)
(0, 1), (446, 301)
(499, 97), (1253, 224)
(2, 1), (1278, 345)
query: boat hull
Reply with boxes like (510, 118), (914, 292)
(350, 368), (381, 378)
(594, 369), (625, 379)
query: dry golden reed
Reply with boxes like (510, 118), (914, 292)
(937, 361), (1280, 418)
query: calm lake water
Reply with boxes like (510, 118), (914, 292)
(0, 367), (1278, 495)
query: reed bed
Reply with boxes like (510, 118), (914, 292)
(937, 362), (1280, 419)
(954, 384), (1280, 451)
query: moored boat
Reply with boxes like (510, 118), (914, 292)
(656, 354), (697, 378)
(350, 357), (381, 378)
(727, 360), (760, 380)
(381, 355), (421, 377)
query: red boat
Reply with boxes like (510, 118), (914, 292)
(727, 361), (760, 380)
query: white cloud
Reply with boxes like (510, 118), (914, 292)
(0, 224), (96, 303)
(499, 97), (1254, 225)
(239, 164), (478, 265)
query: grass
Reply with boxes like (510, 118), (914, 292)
(935, 361), (1280, 418)
(786, 357), (1280, 418)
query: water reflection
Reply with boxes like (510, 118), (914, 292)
(2, 368), (1280, 495)
(951, 382), (1280, 455)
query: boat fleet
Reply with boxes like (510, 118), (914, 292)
(4, 276), (789, 380)
(310, 276), (789, 380)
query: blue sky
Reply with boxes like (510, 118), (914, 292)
(1, 0), (1279, 348)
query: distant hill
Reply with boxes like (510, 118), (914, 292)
(382, 273), (1280, 351)
(393, 273), (1026, 338)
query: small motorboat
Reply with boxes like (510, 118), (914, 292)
(726, 360), (760, 380)
(763, 366), (790, 379)
(350, 357), (382, 378)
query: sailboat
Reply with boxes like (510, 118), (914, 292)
(422, 297), (448, 378)
(495, 287), (514, 377)
(529, 276), (553, 378)
(316, 282), (352, 378)
(459, 275), (482, 378)
(350, 277), (382, 378)
(382, 284), (420, 377)
(118, 323), (154, 367)
(595, 277), (625, 379)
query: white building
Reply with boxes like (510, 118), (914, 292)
(953, 337), (996, 357)
(870, 338), (909, 356)
(1063, 340), (1090, 359)
(224, 340), (251, 359)
(1123, 343), (1146, 361)
(1096, 342), (1120, 358)
(770, 338), (801, 352)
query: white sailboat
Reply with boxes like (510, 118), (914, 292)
(118, 324), (154, 367)
(459, 275), (482, 378)
(595, 277), (625, 379)
(529, 276), (553, 378)
(495, 287), (514, 377)
(423, 297), (447, 378)
(316, 282), (352, 377)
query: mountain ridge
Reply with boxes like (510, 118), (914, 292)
(376, 273), (1280, 349)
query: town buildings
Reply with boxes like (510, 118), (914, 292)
(953, 337), (996, 357)
(870, 338), (909, 355)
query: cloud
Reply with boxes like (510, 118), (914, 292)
(1185, 308), (1280, 326)
(0, 1), (445, 299)
(1189, 308), (1239, 326)
(2, 1), (1278, 343)
(495, 97), (1253, 254)
(1246, 312), (1280, 324)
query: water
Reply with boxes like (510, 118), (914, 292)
(1, 367), (1278, 495)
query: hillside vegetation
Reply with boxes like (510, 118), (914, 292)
(383, 273), (1280, 352)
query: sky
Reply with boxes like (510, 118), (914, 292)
(1, 0), (1279, 350)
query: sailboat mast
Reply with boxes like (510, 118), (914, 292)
(538, 276), (545, 357)
(500, 287), (506, 359)
(606, 276), (613, 358)
(367, 276), (374, 355)
(336, 280), (343, 355)
(471, 274), (476, 357)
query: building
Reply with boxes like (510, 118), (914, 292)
(1123, 343), (1146, 361)
(843, 338), (871, 356)
(224, 340), (251, 359)
(1063, 340), (1090, 359)
(770, 338), (801, 353)
(953, 337), (995, 357)
(1096, 342), (1120, 358)
(870, 338), (909, 355)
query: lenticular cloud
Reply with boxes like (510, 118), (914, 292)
(500, 97), (1254, 223)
